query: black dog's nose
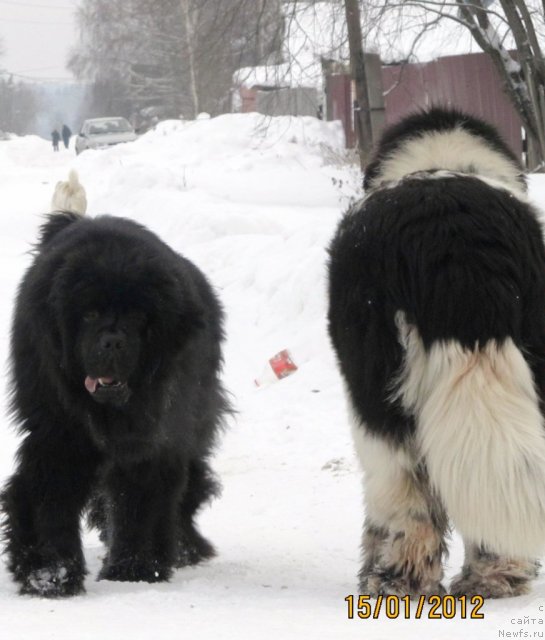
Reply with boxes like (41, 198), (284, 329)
(98, 331), (126, 352)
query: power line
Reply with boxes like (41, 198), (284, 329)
(0, 17), (72, 25)
(13, 65), (68, 73)
(0, 0), (73, 9)
(0, 69), (75, 82)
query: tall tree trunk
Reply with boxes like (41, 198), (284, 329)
(344, 0), (373, 171)
(181, 0), (199, 118)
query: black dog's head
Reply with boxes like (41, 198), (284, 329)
(38, 214), (205, 409)
(78, 306), (145, 407)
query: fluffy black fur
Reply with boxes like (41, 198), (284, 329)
(2, 212), (230, 597)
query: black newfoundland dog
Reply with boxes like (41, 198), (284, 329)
(2, 210), (230, 597)
(328, 107), (545, 598)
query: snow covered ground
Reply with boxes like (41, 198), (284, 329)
(1, 114), (545, 640)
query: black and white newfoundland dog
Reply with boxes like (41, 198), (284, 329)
(328, 107), (545, 598)
(2, 187), (230, 597)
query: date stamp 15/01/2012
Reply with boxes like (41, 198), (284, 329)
(345, 594), (485, 620)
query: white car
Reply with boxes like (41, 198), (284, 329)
(75, 117), (137, 154)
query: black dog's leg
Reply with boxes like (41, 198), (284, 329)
(86, 491), (109, 542)
(176, 459), (219, 567)
(450, 542), (539, 598)
(1, 429), (99, 597)
(98, 457), (185, 583)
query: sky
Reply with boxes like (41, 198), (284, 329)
(0, 0), (78, 81)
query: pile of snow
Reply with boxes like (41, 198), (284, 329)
(1, 113), (545, 639)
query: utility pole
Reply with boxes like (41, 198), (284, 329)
(181, 0), (199, 118)
(344, 0), (373, 170)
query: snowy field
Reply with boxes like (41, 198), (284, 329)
(1, 114), (545, 640)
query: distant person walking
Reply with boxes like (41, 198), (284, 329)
(61, 124), (72, 149)
(51, 128), (60, 152)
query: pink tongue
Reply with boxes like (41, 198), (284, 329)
(85, 376), (116, 393)
(85, 376), (98, 393)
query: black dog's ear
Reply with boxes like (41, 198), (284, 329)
(37, 212), (82, 249)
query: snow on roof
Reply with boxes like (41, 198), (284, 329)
(234, 1), (348, 91)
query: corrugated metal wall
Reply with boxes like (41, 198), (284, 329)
(381, 52), (523, 156)
(256, 87), (320, 117)
(326, 52), (524, 158)
(325, 74), (355, 147)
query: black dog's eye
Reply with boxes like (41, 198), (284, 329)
(83, 310), (99, 323)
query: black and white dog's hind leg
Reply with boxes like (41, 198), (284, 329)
(352, 418), (448, 597)
(395, 315), (545, 597)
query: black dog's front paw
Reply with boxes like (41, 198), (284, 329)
(98, 557), (172, 583)
(20, 563), (85, 598)
(176, 527), (216, 568)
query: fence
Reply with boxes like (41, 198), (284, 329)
(256, 87), (320, 118)
(382, 52), (523, 157)
(325, 51), (524, 161)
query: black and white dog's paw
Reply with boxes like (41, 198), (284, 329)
(450, 567), (534, 599)
(450, 557), (539, 599)
(361, 571), (446, 599)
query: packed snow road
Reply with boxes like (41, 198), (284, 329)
(0, 115), (544, 639)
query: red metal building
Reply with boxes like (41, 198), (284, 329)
(326, 52), (524, 159)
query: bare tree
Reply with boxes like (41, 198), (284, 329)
(181, 0), (199, 117)
(69, 0), (283, 123)
(0, 74), (40, 135)
(366, 0), (545, 166)
(0, 35), (39, 134)
(465, 0), (545, 166)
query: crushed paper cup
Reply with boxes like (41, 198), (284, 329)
(254, 349), (298, 387)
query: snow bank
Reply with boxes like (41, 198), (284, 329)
(71, 114), (358, 395)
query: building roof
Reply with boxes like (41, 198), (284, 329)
(234, 2), (348, 91)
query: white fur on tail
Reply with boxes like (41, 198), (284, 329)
(395, 312), (545, 558)
(51, 169), (87, 215)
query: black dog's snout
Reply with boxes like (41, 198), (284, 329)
(98, 331), (126, 352)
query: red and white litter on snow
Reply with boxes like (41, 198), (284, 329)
(254, 349), (298, 387)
